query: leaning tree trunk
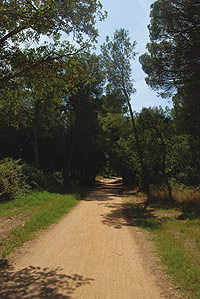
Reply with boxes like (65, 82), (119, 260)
(153, 126), (174, 202)
(163, 171), (174, 202)
(126, 98), (151, 203)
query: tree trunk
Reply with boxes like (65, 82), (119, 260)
(163, 171), (174, 202)
(153, 126), (174, 202)
(64, 98), (80, 185)
(64, 137), (76, 184)
(33, 101), (40, 168)
(126, 100), (151, 202)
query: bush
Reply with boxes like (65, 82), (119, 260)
(0, 158), (61, 202)
(0, 158), (29, 201)
(22, 164), (56, 190)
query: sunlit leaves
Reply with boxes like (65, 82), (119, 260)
(0, 0), (105, 90)
(101, 28), (137, 99)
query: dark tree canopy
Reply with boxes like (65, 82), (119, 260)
(140, 0), (200, 96)
(140, 0), (200, 136)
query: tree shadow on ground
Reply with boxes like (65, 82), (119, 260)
(100, 203), (127, 229)
(0, 260), (94, 298)
(84, 182), (123, 202)
(124, 203), (168, 230)
(100, 201), (164, 231)
(87, 182), (199, 229)
(148, 199), (200, 221)
(101, 194), (200, 231)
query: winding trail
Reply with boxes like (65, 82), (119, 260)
(1, 179), (169, 298)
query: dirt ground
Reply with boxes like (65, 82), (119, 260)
(0, 178), (183, 299)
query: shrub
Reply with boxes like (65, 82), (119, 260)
(0, 158), (29, 201)
(0, 158), (61, 202)
(22, 164), (56, 190)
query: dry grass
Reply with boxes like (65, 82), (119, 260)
(150, 184), (200, 213)
(173, 186), (200, 212)
(150, 185), (169, 201)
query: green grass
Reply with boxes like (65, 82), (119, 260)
(0, 191), (80, 258)
(129, 203), (200, 299)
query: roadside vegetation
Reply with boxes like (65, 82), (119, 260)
(0, 191), (79, 258)
(0, 158), (81, 258)
(128, 189), (200, 299)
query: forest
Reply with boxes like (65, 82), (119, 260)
(0, 0), (200, 207)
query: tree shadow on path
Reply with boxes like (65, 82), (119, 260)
(95, 183), (164, 231)
(100, 201), (163, 231)
(84, 181), (124, 202)
(0, 260), (94, 298)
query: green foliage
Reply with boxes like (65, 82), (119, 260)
(57, 54), (106, 185)
(135, 106), (200, 195)
(168, 134), (195, 185)
(0, 158), (30, 201)
(0, 158), (61, 202)
(99, 99), (200, 190)
(136, 107), (172, 182)
(140, 0), (200, 96)
(101, 28), (137, 98)
(0, 53), (106, 185)
(64, 84), (105, 184)
(139, 0), (200, 136)
(116, 137), (140, 186)
(0, 0), (106, 171)
(98, 91), (140, 185)
(0, 0), (105, 89)
(22, 163), (56, 190)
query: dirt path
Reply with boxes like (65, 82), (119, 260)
(0, 179), (180, 298)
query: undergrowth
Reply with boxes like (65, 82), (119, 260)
(150, 184), (200, 212)
(0, 158), (63, 202)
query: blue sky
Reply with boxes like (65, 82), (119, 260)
(96, 0), (172, 112)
